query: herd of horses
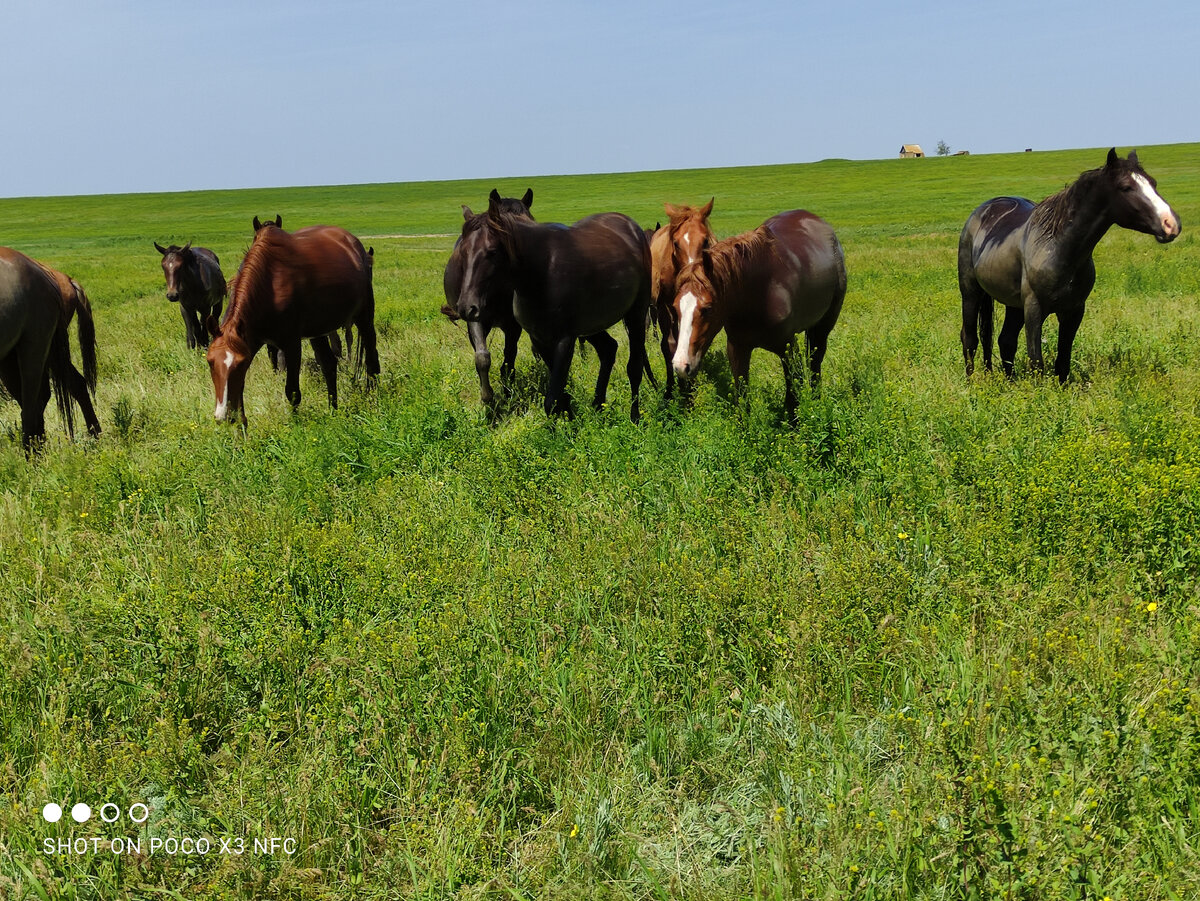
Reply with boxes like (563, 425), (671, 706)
(0, 148), (1181, 453)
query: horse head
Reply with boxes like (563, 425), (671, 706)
(670, 251), (721, 380)
(206, 323), (252, 426)
(448, 190), (534, 322)
(1104, 149), (1181, 244)
(155, 240), (194, 302)
(252, 214), (283, 233)
(664, 198), (715, 270)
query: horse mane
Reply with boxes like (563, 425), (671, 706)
(1030, 166), (1106, 238)
(227, 228), (282, 322)
(687, 226), (775, 294)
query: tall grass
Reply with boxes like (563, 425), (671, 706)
(1, 144), (1198, 899)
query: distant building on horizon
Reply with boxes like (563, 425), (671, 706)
(899, 144), (924, 158)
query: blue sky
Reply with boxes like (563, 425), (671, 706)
(2, 0), (1197, 197)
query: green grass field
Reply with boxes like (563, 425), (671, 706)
(2, 144), (1199, 900)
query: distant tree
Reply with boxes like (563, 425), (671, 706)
(937, 140), (951, 157)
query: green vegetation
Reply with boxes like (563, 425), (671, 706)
(2, 144), (1199, 899)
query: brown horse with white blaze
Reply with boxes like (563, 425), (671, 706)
(671, 210), (846, 415)
(649, 199), (715, 397)
(206, 219), (378, 425)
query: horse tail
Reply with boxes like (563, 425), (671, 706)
(47, 322), (77, 440)
(72, 283), (98, 393)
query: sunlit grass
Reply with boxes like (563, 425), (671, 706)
(1, 143), (1199, 899)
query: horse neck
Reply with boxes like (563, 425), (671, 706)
(1034, 173), (1115, 261)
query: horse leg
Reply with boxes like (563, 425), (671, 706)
(959, 278), (988, 376)
(16, 350), (50, 454)
(310, 336), (339, 409)
(1023, 294), (1046, 376)
(781, 340), (801, 420)
(726, 338), (752, 405)
(544, 336), (577, 417)
(1054, 305), (1085, 384)
(998, 305), (1023, 378)
(467, 319), (495, 406)
(65, 360), (100, 437)
(499, 320), (521, 394)
(978, 297), (995, 372)
(583, 331), (618, 410)
(354, 307), (381, 387)
(328, 330), (344, 359)
(181, 304), (198, 350)
(282, 339), (303, 410)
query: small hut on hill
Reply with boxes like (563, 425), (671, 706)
(899, 144), (924, 158)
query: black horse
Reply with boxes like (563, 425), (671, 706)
(959, 148), (1181, 381)
(154, 241), (227, 349)
(455, 194), (652, 421)
(442, 189), (534, 406)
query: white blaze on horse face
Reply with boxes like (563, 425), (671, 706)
(672, 291), (699, 376)
(1131, 173), (1179, 235)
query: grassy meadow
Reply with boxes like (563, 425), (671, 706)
(2, 144), (1199, 900)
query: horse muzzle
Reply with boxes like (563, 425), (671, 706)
(1156, 212), (1182, 243)
(166, 291), (180, 302)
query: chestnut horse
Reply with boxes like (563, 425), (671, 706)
(154, 241), (226, 349)
(455, 194), (652, 421)
(649, 199), (715, 397)
(442, 189), (534, 406)
(960, 148), (1181, 381)
(671, 210), (846, 415)
(247, 216), (356, 371)
(206, 220), (378, 425)
(0, 248), (94, 452)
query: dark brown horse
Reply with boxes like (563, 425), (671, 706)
(671, 210), (846, 415)
(206, 220), (378, 425)
(960, 148), (1181, 381)
(649, 199), (715, 397)
(154, 241), (227, 349)
(0, 248), (93, 452)
(442, 189), (534, 406)
(34, 262), (101, 437)
(455, 195), (652, 421)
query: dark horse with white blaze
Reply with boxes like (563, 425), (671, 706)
(442, 189), (534, 406)
(206, 220), (378, 426)
(959, 148), (1181, 381)
(455, 195), (652, 421)
(154, 241), (226, 349)
(671, 210), (846, 415)
(1, 247), (99, 452)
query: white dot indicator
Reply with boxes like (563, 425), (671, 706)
(42, 803), (63, 823)
(71, 803), (92, 823)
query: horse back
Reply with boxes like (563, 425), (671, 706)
(0, 247), (64, 357)
(960, 197), (1034, 304)
(755, 210), (845, 333)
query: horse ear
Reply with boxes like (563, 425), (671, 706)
(664, 202), (680, 218)
(205, 315), (221, 339)
(253, 216), (263, 231)
(488, 189), (502, 206)
(462, 205), (473, 221)
(522, 188), (533, 210)
(1106, 148), (1120, 167)
(182, 241), (192, 252)
(487, 190), (503, 218)
(700, 197), (714, 219)
(274, 214), (282, 227)
(154, 242), (168, 255)
(1128, 149), (1140, 166)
